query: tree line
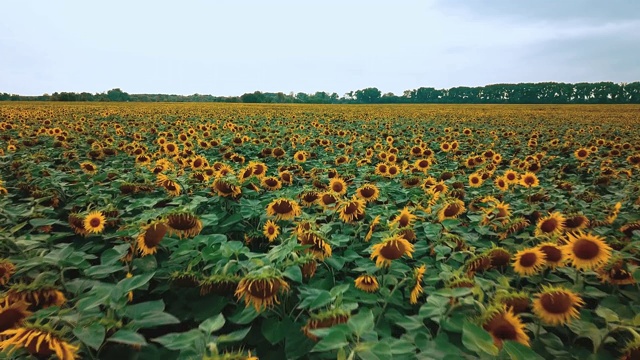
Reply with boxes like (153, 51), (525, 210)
(2, 82), (639, 104)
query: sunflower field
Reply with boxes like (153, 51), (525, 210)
(1, 102), (640, 360)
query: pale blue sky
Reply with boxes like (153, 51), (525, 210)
(1, 0), (638, 96)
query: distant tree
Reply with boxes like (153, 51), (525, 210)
(354, 87), (381, 103)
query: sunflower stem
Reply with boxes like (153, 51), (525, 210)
(374, 278), (407, 327)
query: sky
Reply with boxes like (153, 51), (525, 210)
(1, 0), (639, 96)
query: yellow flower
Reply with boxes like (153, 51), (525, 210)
(512, 248), (545, 276)
(263, 220), (280, 242)
(370, 235), (414, 268)
(410, 265), (426, 304)
(0, 325), (79, 360)
(83, 210), (106, 234)
(266, 198), (302, 221)
(482, 305), (530, 348)
(532, 285), (584, 325)
(562, 231), (612, 270)
(354, 275), (379, 293)
(235, 272), (289, 312)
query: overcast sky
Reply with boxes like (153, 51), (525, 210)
(1, 0), (638, 96)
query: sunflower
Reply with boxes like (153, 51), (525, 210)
(279, 170), (293, 185)
(355, 184), (380, 203)
(298, 231), (332, 260)
(563, 214), (590, 231)
(83, 210), (106, 234)
(390, 207), (417, 228)
(503, 169), (519, 184)
(537, 242), (564, 268)
(266, 198), (302, 221)
(318, 192), (339, 209)
(365, 215), (381, 242)
(354, 274), (379, 293)
(0, 260), (15, 286)
(437, 199), (466, 222)
(137, 219), (169, 256)
(263, 220), (280, 242)
(199, 274), (240, 296)
(337, 196), (366, 223)
(597, 259), (635, 285)
(294, 151), (307, 162)
(0, 298), (31, 332)
(260, 176), (282, 191)
(512, 248), (545, 276)
(0, 324), (80, 360)
(410, 264), (426, 304)
(535, 212), (566, 238)
(79, 161), (97, 175)
(374, 163), (388, 176)
(414, 158), (431, 172)
(621, 338), (640, 360)
(532, 285), (584, 325)
(370, 234), (414, 268)
(212, 179), (242, 198)
(329, 178), (347, 195)
(235, 271), (289, 312)
(156, 173), (181, 197)
(495, 290), (530, 314)
(562, 231), (612, 270)
(468, 173), (483, 188)
(250, 161), (268, 179)
(299, 191), (320, 207)
(302, 310), (351, 341)
(494, 176), (509, 191)
(166, 211), (203, 239)
(6, 285), (66, 310)
(519, 172), (539, 188)
(481, 305), (530, 348)
(574, 147), (590, 160)
(487, 247), (511, 268)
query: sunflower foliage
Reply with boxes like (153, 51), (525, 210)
(0, 103), (640, 359)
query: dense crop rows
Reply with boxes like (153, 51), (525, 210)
(1, 103), (640, 359)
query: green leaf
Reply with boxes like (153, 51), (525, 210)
(153, 329), (203, 350)
(108, 329), (148, 346)
(199, 314), (225, 334)
(119, 272), (155, 293)
(73, 323), (105, 351)
(311, 330), (348, 352)
(298, 288), (333, 310)
(262, 317), (291, 345)
(216, 327), (251, 343)
(461, 321), (499, 356)
(228, 306), (259, 325)
(502, 341), (544, 360)
(130, 311), (180, 329)
(283, 265), (303, 283)
(84, 265), (122, 278)
(124, 300), (165, 319)
(348, 309), (374, 337)
(595, 306), (620, 323)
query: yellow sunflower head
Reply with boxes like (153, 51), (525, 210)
(235, 270), (289, 312)
(536, 242), (564, 268)
(0, 323), (79, 360)
(266, 198), (302, 221)
(370, 234), (414, 268)
(390, 207), (417, 228)
(512, 247), (546, 276)
(137, 219), (169, 256)
(437, 199), (466, 223)
(0, 297), (32, 332)
(354, 274), (379, 293)
(535, 212), (566, 238)
(263, 220), (280, 242)
(165, 211), (203, 239)
(356, 184), (380, 203)
(519, 172), (539, 188)
(302, 309), (351, 341)
(337, 196), (366, 223)
(532, 285), (584, 325)
(562, 231), (612, 270)
(481, 305), (530, 348)
(83, 210), (106, 234)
